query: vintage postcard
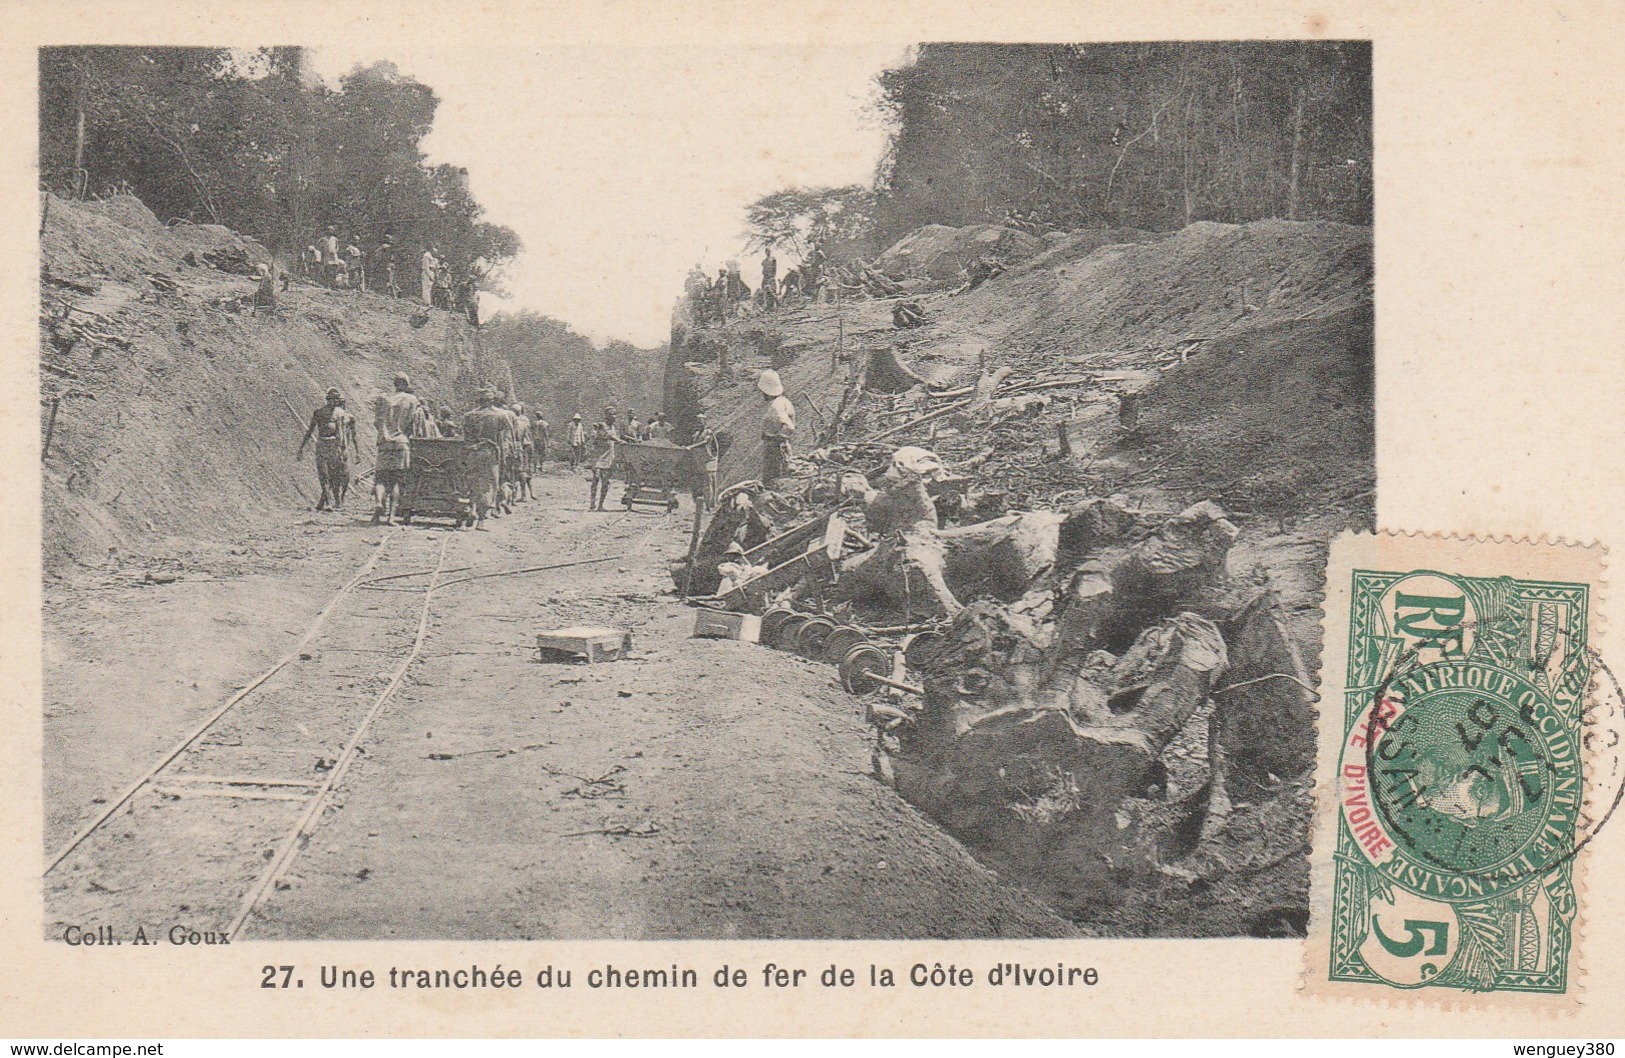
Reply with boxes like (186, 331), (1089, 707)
(3, 0), (1624, 1041)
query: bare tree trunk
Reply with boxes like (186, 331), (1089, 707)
(1182, 94), (1198, 226)
(1286, 82), (1307, 221)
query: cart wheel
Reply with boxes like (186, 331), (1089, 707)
(795, 617), (837, 660)
(840, 644), (890, 695)
(759, 607), (796, 645)
(821, 626), (871, 666)
(900, 630), (946, 673)
(765, 615), (809, 652)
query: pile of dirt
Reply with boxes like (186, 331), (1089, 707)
(678, 214), (1373, 935)
(42, 193), (272, 286)
(1119, 304), (1375, 519)
(1012, 226), (1167, 275)
(40, 194), (481, 575)
(872, 223), (1044, 282)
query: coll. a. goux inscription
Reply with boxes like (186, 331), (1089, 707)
(1330, 569), (1590, 994)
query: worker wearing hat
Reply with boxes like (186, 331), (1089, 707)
(566, 412), (587, 472)
(757, 369), (795, 485)
(295, 386), (358, 512)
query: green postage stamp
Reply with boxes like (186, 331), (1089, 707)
(1310, 533), (1615, 1002)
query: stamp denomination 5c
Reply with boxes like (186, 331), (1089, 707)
(1309, 533), (1612, 1004)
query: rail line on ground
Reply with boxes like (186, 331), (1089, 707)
(44, 526), (406, 875)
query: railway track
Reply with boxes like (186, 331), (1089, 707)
(44, 526), (456, 941)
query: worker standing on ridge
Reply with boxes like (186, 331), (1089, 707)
(375, 234), (398, 297)
(345, 237), (364, 291)
(760, 248), (778, 310)
(370, 373), (426, 524)
(252, 264), (278, 317)
(566, 413), (586, 471)
(295, 387), (358, 512)
(757, 368), (795, 485)
(321, 226), (343, 288)
(420, 246), (439, 304)
(432, 258), (454, 310)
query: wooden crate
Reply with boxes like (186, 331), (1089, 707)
(534, 626), (633, 664)
(692, 609), (762, 643)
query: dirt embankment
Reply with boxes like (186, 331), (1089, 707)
(671, 217), (1372, 935)
(677, 217), (1371, 514)
(40, 194), (494, 575)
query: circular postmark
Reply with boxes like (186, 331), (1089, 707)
(1353, 645), (1625, 893)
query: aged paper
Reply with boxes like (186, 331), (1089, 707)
(4, 0), (1625, 1039)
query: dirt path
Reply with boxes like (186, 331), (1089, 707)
(44, 470), (1074, 940)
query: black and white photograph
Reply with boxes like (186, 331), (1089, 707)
(38, 41), (1373, 944)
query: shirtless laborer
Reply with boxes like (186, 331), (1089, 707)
(511, 401), (535, 502)
(295, 387), (359, 510)
(587, 419), (616, 511)
(371, 373), (426, 524)
(460, 386), (512, 528)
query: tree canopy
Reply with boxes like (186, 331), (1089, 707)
(39, 46), (520, 275)
(745, 42), (1371, 266)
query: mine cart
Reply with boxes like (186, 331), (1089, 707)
(399, 437), (476, 527)
(616, 441), (703, 512)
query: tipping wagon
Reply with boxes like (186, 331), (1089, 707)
(615, 441), (704, 512)
(398, 437), (476, 527)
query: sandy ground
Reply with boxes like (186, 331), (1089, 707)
(43, 469), (1074, 940)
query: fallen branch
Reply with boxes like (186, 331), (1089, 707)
(564, 820), (661, 839)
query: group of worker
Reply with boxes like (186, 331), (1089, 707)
(295, 365), (795, 525)
(296, 373), (548, 529)
(296, 227), (485, 325)
(684, 247), (827, 326)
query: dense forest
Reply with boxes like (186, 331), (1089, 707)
(476, 312), (667, 431)
(39, 47), (520, 276)
(747, 41), (1371, 263)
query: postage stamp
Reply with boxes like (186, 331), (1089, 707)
(1308, 532), (1615, 1003)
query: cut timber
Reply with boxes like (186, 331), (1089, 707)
(832, 508), (1065, 619)
(162, 775), (321, 788)
(154, 787), (311, 802)
(893, 608), (1227, 885)
(534, 626), (633, 664)
(865, 345), (933, 394)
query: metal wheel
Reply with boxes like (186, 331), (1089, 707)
(765, 615), (809, 652)
(795, 617), (837, 660)
(839, 644), (890, 695)
(759, 607), (796, 645)
(900, 630), (946, 673)
(821, 626), (870, 666)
